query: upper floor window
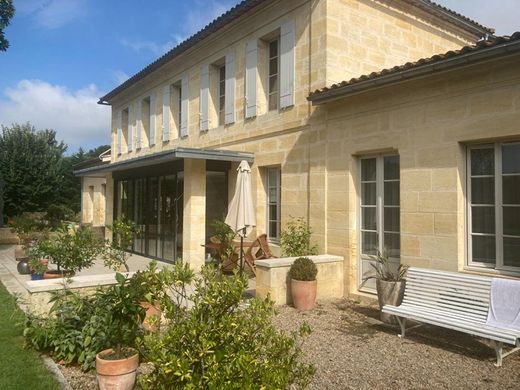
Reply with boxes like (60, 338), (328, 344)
(266, 167), (281, 241)
(467, 142), (520, 271)
(267, 38), (279, 112)
(218, 64), (226, 126)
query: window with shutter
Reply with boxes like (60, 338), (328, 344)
(224, 51), (235, 125)
(162, 85), (171, 142)
(149, 94), (156, 146)
(245, 39), (257, 118)
(200, 64), (210, 131)
(280, 20), (295, 109)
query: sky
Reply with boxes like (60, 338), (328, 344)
(0, 0), (518, 154)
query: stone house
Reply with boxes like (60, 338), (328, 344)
(75, 0), (520, 298)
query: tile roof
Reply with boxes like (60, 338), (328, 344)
(308, 32), (520, 103)
(98, 0), (493, 104)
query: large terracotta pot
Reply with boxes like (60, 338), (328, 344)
(376, 279), (406, 324)
(291, 279), (317, 310)
(96, 348), (139, 390)
(140, 301), (161, 332)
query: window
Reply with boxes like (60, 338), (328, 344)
(141, 97), (150, 148)
(266, 167), (281, 240)
(467, 142), (520, 271)
(122, 108), (129, 153)
(267, 38), (279, 111)
(218, 65), (226, 126)
(177, 83), (183, 134)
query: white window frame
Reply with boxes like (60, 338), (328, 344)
(466, 142), (520, 272)
(267, 37), (280, 112)
(266, 167), (281, 241)
(358, 154), (400, 292)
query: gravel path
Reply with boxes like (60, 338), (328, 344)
(59, 298), (520, 389)
(273, 299), (520, 390)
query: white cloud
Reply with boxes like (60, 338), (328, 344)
(113, 70), (130, 85)
(120, 38), (175, 56)
(17, 0), (87, 29)
(0, 80), (110, 152)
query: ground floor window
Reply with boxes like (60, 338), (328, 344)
(467, 142), (520, 271)
(359, 154), (400, 290)
(266, 167), (281, 241)
(115, 173), (183, 262)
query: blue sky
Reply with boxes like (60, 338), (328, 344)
(0, 0), (518, 153)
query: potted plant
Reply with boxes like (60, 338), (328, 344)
(289, 257), (318, 310)
(362, 249), (409, 324)
(95, 273), (145, 390)
(10, 216), (47, 274)
(28, 256), (48, 280)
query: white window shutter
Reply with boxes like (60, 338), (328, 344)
(245, 39), (257, 118)
(127, 105), (133, 152)
(162, 85), (171, 142)
(225, 51), (236, 125)
(180, 75), (189, 138)
(136, 100), (142, 149)
(116, 111), (122, 155)
(149, 93), (156, 146)
(200, 64), (209, 131)
(280, 20), (295, 109)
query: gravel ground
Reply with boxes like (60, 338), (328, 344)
(59, 298), (520, 389)
(273, 299), (520, 390)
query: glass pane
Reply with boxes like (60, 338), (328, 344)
(362, 231), (378, 256)
(268, 188), (277, 201)
(268, 93), (278, 111)
(472, 235), (496, 264)
(269, 204), (278, 221)
(269, 40), (278, 58)
(471, 206), (495, 234)
(269, 222), (278, 239)
(269, 75), (278, 93)
(361, 158), (376, 181)
(384, 207), (400, 232)
(269, 59), (278, 76)
(503, 176), (520, 204)
(384, 233), (400, 258)
(384, 155), (399, 180)
(362, 207), (376, 231)
(384, 181), (399, 206)
(502, 143), (520, 174)
(268, 168), (279, 185)
(361, 183), (376, 205)
(503, 206), (520, 236)
(471, 177), (494, 204)
(471, 148), (494, 176)
(504, 237), (520, 267)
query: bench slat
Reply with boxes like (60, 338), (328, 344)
(401, 297), (488, 320)
(405, 278), (491, 294)
(392, 302), (487, 324)
(405, 284), (490, 302)
(408, 267), (494, 283)
(404, 288), (489, 309)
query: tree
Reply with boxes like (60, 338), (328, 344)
(0, 0), (14, 52)
(0, 123), (66, 216)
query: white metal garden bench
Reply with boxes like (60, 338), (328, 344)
(382, 267), (520, 366)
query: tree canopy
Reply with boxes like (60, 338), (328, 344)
(0, 0), (14, 51)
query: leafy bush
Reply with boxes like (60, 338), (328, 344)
(280, 217), (318, 257)
(104, 218), (139, 272)
(139, 266), (315, 389)
(46, 204), (76, 227)
(289, 257), (318, 281)
(10, 215), (47, 247)
(24, 273), (145, 370)
(210, 218), (236, 263)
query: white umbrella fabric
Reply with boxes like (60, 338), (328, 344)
(225, 160), (256, 273)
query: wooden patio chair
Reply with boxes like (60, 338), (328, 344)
(242, 234), (277, 275)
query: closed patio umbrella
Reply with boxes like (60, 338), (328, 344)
(225, 160), (256, 273)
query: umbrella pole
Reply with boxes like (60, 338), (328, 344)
(240, 232), (244, 276)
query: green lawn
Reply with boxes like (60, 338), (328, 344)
(0, 282), (60, 390)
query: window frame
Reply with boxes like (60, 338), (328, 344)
(466, 142), (520, 272)
(267, 38), (280, 112)
(218, 64), (226, 126)
(266, 167), (281, 242)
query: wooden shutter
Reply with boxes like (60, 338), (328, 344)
(116, 110), (122, 155)
(136, 100), (142, 149)
(180, 75), (189, 137)
(127, 105), (133, 152)
(162, 85), (170, 142)
(200, 64), (209, 131)
(280, 20), (295, 109)
(225, 51), (236, 125)
(149, 93), (156, 146)
(245, 39), (257, 118)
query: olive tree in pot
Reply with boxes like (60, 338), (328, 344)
(96, 273), (145, 390)
(362, 249), (409, 324)
(289, 257), (318, 310)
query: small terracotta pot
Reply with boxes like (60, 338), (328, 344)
(43, 269), (75, 279)
(96, 348), (139, 390)
(140, 301), (161, 332)
(291, 279), (317, 310)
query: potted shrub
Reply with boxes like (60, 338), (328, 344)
(362, 249), (409, 324)
(95, 273), (145, 390)
(10, 216), (47, 274)
(289, 257), (318, 310)
(28, 256), (48, 280)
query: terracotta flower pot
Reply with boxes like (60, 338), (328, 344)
(291, 279), (317, 310)
(96, 348), (139, 390)
(376, 279), (406, 324)
(43, 269), (75, 279)
(140, 301), (161, 332)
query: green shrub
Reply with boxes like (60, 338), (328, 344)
(10, 215), (47, 247)
(280, 217), (318, 257)
(139, 266), (315, 389)
(289, 257), (318, 281)
(46, 204), (75, 227)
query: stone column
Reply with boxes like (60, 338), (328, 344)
(104, 173), (114, 241)
(182, 159), (206, 271)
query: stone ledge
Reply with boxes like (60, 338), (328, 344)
(25, 272), (136, 293)
(256, 254), (343, 268)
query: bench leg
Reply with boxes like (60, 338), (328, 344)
(493, 341), (503, 367)
(396, 317), (406, 338)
